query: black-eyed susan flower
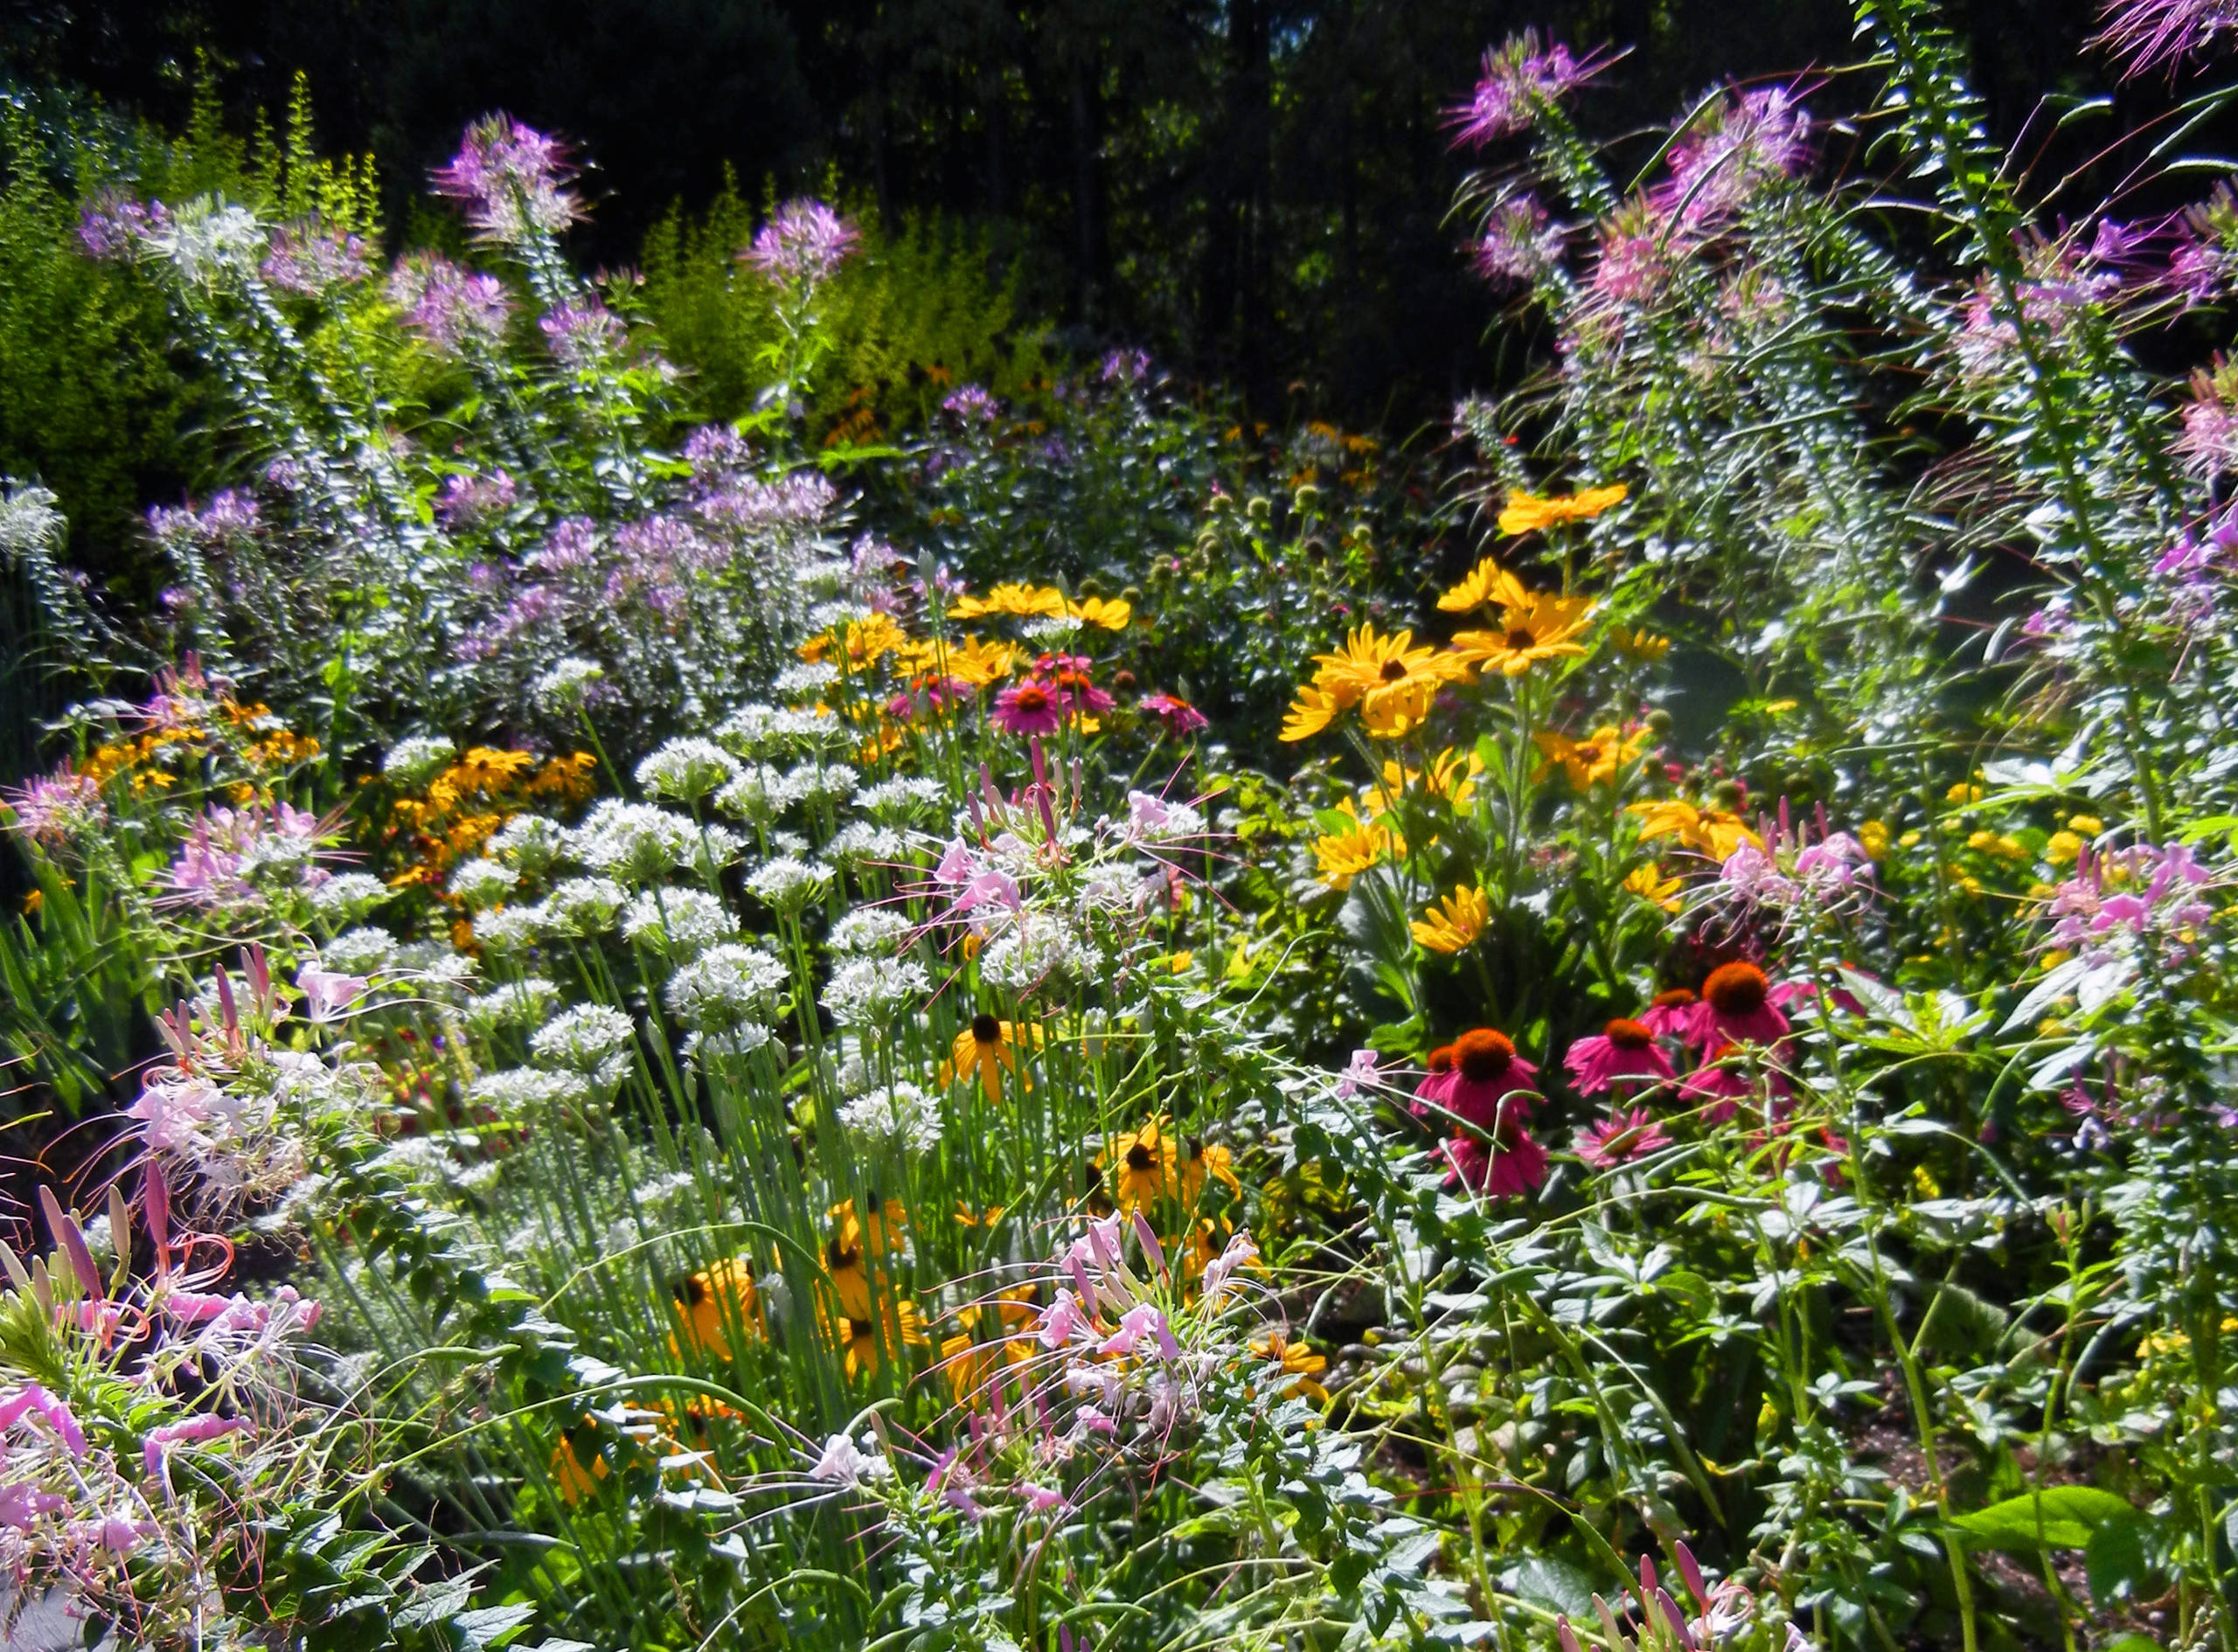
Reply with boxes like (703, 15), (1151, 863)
(1412, 885), (1490, 953)
(1067, 595), (1132, 630)
(1629, 798), (1762, 859)
(1453, 590), (1595, 677)
(1281, 625), (1468, 743)
(671, 1256), (764, 1362)
(1533, 723), (1648, 789)
(1624, 864), (1684, 912)
(940, 1014), (1041, 1102)
(825, 1297), (929, 1381)
(1249, 1330), (1331, 1404)
(1496, 482), (1627, 536)
(1437, 555), (1533, 615)
(551, 1420), (608, 1505)
(1099, 1116), (1180, 1214)
(1313, 798), (1401, 890)
(1179, 1135), (1241, 1204)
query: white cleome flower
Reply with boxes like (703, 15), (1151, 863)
(839, 1081), (942, 1154)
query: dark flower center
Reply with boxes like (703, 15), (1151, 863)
(828, 1237), (861, 1270)
(1605, 1017), (1655, 1049)
(1651, 988), (1697, 1010)
(1425, 1044), (1457, 1073)
(1703, 961), (1770, 1017)
(1507, 628), (1536, 649)
(1126, 1142), (1157, 1172)
(972, 1012), (1002, 1044)
(1454, 1028), (1516, 1082)
(674, 1274), (708, 1306)
(1014, 685), (1051, 711)
(1380, 658), (1408, 682)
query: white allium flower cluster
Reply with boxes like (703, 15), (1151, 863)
(466, 976), (560, 1028)
(747, 856), (831, 913)
(622, 887), (738, 956)
(665, 942), (789, 1030)
(310, 871), (391, 920)
(828, 905), (914, 954)
(857, 776), (947, 821)
(469, 1066), (592, 1114)
(783, 760), (858, 808)
(383, 736), (456, 788)
(530, 1003), (636, 1086)
(636, 737), (742, 802)
(839, 1080), (942, 1154)
(713, 764), (796, 823)
(980, 920), (1086, 996)
(823, 955), (929, 1029)
(447, 857), (518, 908)
(322, 926), (400, 974)
(544, 876), (627, 934)
(472, 904), (546, 953)
(824, 822), (907, 867)
(568, 801), (733, 883)
(489, 813), (567, 875)
(775, 661), (841, 697)
(532, 656), (605, 711)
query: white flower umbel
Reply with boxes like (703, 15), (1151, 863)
(567, 801), (711, 884)
(712, 764), (794, 824)
(746, 856), (831, 914)
(489, 813), (567, 876)
(622, 887), (739, 957)
(322, 926), (400, 974)
(447, 857), (518, 909)
(636, 737), (743, 804)
(469, 1066), (592, 1115)
(530, 1003), (637, 1086)
(823, 955), (929, 1030)
(809, 1432), (893, 1487)
(682, 1024), (775, 1065)
(543, 876), (628, 935)
(824, 822), (907, 869)
(775, 661), (841, 697)
(466, 976), (560, 1029)
(470, 902), (548, 954)
(665, 942), (789, 1030)
(383, 735), (457, 789)
(839, 1080), (942, 1154)
(857, 776), (949, 822)
(980, 918), (1086, 997)
(532, 656), (605, 713)
(782, 760), (859, 808)
(309, 871), (392, 922)
(829, 905), (914, 954)
(713, 704), (783, 758)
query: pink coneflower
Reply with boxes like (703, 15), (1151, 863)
(1565, 1017), (1676, 1095)
(1576, 1107), (1673, 1169)
(1441, 1121), (1549, 1198)
(1437, 1029), (1541, 1130)
(1639, 989), (1697, 1038)
(1682, 1044), (1790, 1125)
(1138, 694), (1210, 737)
(1688, 962), (1790, 1049)
(433, 115), (583, 245)
(1409, 1045), (1459, 1125)
(742, 200), (859, 288)
(992, 680), (1067, 737)
(1450, 32), (1600, 149)
(2092, 0), (2238, 78)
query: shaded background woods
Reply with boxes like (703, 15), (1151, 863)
(3, 0), (2144, 426)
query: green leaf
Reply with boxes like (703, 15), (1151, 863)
(1953, 1486), (2143, 1552)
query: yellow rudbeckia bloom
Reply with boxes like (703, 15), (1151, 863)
(1412, 885), (1490, 953)
(1533, 724), (1649, 790)
(1497, 483), (1628, 536)
(949, 582), (1069, 621)
(1437, 556), (1533, 615)
(1067, 595), (1132, 630)
(1452, 591), (1595, 677)
(1313, 800), (1402, 889)
(1628, 799), (1762, 859)
(1623, 864), (1684, 912)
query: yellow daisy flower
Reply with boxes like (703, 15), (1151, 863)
(950, 583), (1069, 621)
(1452, 591), (1595, 677)
(1437, 556), (1533, 615)
(1313, 800), (1401, 889)
(1533, 724), (1649, 790)
(1098, 1115), (1181, 1215)
(1067, 595), (1132, 630)
(939, 1015), (1043, 1102)
(1249, 1331), (1330, 1404)
(1628, 799), (1762, 859)
(1497, 483), (1628, 536)
(1411, 885), (1490, 953)
(1623, 864), (1684, 912)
